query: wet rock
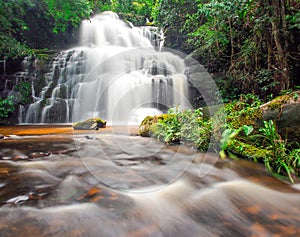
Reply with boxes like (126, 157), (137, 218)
(6, 135), (20, 139)
(0, 183), (6, 188)
(260, 91), (300, 142)
(13, 155), (29, 161)
(1, 157), (12, 160)
(6, 195), (29, 204)
(73, 117), (106, 130)
(28, 152), (51, 159)
(29, 192), (49, 200)
(84, 135), (94, 139)
(138, 114), (175, 137)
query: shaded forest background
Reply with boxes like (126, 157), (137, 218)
(0, 0), (300, 102)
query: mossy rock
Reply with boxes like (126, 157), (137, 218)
(138, 116), (156, 137)
(73, 118), (106, 130)
(260, 91), (300, 142)
(227, 140), (272, 163)
(138, 114), (175, 137)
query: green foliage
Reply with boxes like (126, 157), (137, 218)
(14, 81), (32, 105)
(224, 94), (262, 129)
(155, 0), (300, 98)
(0, 0), (98, 58)
(0, 96), (15, 120)
(258, 120), (299, 183)
(45, 0), (94, 33)
(220, 125), (253, 151)
(0, 0), (35, 58)
(286, 11), (300, 30)
(217, 96), (299, 182)
(138, 113), (175, 137)
(0, 35), (32, 59)
(139, 94), (300, 182)
(95, 0), (155, 25)
(142, 107), (211, 151)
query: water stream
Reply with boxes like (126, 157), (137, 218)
(0, 126), (299, 236)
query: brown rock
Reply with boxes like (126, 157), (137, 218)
(260, 91), (300, 142)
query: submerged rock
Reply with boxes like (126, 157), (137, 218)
(72, 118), (106, 130)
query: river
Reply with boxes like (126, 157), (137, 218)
(0, 125), (299, 236)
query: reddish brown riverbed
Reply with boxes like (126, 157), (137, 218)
(0, 125), (299, 236)
(0, 125), (139, 136)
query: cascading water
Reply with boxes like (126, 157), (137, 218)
(22, 11), (190, 124)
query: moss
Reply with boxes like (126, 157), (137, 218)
(138, 114), (175, 137)
(225, 105), (263, 129)
(33, 49), (58, 60)
(73, 117), (106, 130)
(266, 94), (290, 110)
(227, 140), (271, 163)
(138, 116), (155, 137)
(266, 91), (300, 111)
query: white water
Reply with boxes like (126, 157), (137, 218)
(23, 11), (191, 124)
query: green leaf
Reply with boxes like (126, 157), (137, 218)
(242, 125), (253, 136)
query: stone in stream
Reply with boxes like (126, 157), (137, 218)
(72, 118), (106, 130)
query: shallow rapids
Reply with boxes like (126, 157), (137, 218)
(0, 126), (299, 236)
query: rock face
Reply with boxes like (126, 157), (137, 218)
(72, 118), (106, 130)
(260, 91), (300, 142)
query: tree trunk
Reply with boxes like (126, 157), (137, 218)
(271, 0), (290, 91)
(228, 16), (234, 67)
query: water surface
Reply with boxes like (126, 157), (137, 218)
(0, 126), (299, 236)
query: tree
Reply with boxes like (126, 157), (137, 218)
(45, 0), (94, 33)
(0, 0), (34, 58)
(158, 0), (300, 99)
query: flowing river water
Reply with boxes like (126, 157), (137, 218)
(0, 125), (299, 236)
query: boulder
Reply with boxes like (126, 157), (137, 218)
(260, 91), (300, 142)
(72, 118), (106, 130)
(138, 114), (175, 137)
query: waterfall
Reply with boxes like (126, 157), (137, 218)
(23, 11), (191, 124)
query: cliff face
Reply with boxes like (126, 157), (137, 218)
(0, 52), (57, 125)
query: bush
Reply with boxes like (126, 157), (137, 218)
(0, 96), (15, 121)
(139, 107), (212, 151)
(14, 81), (32, 105)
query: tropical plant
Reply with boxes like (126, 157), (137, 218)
(0, 96), (15, 120)
(258, 120), (298, 183)
(14, 81), (32, 105)
(219, 125), (253, 159)
(149, 107), (212, 151)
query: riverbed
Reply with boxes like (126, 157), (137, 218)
(0, 125), (299, 236)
